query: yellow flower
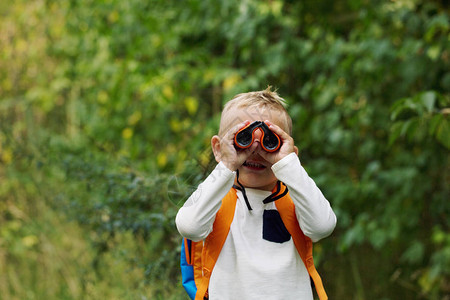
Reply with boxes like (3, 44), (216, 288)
(122, 128), (133, 139)
(1, 148), (13, 164)
(22, 235), (39, 248)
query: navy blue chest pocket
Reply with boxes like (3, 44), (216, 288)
(262, 209), (291, 243)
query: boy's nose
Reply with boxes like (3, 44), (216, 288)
(253, 128), (263, 143)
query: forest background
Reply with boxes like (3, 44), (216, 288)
(0, 0), (449, 299)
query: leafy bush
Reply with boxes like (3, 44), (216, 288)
(1, 0), (448, 299)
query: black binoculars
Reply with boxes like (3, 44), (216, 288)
(234, 121), (281, 152)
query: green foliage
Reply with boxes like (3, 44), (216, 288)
(1, 0), (449, 299)
(390, 91), (450, 148)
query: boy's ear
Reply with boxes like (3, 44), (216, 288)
(211, 135), (222, 163)
(294, 146), (299, 156)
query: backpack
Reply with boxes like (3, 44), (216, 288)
(180, 185), (328, 300)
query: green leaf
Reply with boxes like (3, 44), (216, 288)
(389, 122), (403, 146)
(428, 114), (443, 135)
(401, 240), (425, 264)
(419, 91), (436, 113)
(435, 118), (450, 149)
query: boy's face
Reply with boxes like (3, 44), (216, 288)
(219, 105), (290, 191)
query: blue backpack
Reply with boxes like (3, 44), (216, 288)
(180, 238), (197, 299)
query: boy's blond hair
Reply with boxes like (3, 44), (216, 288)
(219, 87), (292, 136)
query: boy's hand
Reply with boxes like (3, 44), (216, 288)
(257, 120), (298, 165)
(211, 120), (258, 171)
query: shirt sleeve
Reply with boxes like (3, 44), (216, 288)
(272, 153), (337, 242)
(175, 162), (236, 242)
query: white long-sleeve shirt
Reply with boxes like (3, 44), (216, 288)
(176, 153), (336, 300)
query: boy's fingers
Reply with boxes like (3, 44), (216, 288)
(217, 120), (252, 171)
(233, 120), (251, 134)
(226, 120), (250, 143)
(263, 120), (296, 162)
(264, 120), (290, 141)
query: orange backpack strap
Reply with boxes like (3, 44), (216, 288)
(275, 184), (328, 300)
(189, 239), (204, 291)
(195, 188), (237, 300)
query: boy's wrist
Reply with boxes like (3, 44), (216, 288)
(218, 160), (238, 174)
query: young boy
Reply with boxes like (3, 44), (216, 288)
(176, 88), (336, 299)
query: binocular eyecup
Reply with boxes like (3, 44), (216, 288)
(234, 121), (281, 152)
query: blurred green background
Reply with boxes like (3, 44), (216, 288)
(0, 0), (449, 299)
